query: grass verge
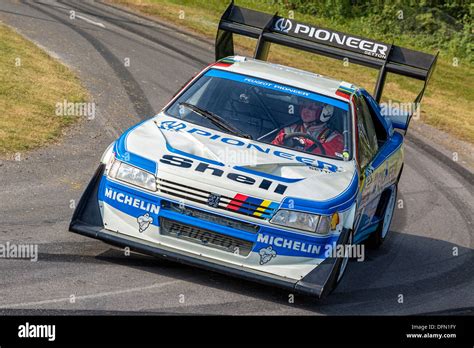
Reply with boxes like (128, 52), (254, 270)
(108, 0), (473, 144)
(0, 23), (88, 157)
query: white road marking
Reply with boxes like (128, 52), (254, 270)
(76, 14), (105, 28)
(36, 2), (105, 28)
(0, 280), (180, 309)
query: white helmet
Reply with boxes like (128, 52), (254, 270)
(320, 104), (334, 123)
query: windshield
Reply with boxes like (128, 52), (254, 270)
(166, 69), (352, 161)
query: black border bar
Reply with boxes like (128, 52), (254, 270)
(0, 315), (472, 345)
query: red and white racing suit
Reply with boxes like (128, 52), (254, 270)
(271, 123), (344, 157)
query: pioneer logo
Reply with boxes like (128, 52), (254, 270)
(273, 18), (388, 59)
(273, 18), (292, 33)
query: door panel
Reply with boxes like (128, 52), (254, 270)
(356, 132), (404, 240)
(354, 92), (403, 241)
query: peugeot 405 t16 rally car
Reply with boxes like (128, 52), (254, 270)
(70, 4), (437, 297)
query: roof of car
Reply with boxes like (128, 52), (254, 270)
(211, 56), (358, 102)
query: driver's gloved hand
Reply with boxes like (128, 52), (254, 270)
(291, 137), (306, 149)
(291, 137), (315, 151)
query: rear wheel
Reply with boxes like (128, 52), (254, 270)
(367, 185), (397, 249)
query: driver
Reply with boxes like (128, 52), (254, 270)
(271, 101), (344, 156)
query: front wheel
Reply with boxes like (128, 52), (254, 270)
(367, 185), (398, 249)
(336, 230), (353, 284)
(327, 230), (353, 295)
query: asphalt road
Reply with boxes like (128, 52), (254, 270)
(0, 0), (473, 315)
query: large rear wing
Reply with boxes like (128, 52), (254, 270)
(215, 2), (438, 105)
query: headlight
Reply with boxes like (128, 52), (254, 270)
(270, 210), (339, 235)
(270, 210), (319, 233)
(108, 160), (157, 191)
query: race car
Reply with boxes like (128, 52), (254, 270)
(70, 4), (437, 297)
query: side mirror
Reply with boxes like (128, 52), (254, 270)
(380, 106), (416, 132)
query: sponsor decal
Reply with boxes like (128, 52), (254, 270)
(159, 154), (289, 195)
(137, 213), (153, 233)
(272, 18), (389, 59)
(205, 69), (349, 111)
(336, 83), (355, 99)
(257, 233), (322, 256)
(274, 18), (292, 33)
(257, 232), (361, 260)
(226, 193), (279, 218)
(365, 160), (397, 193)
(103, 187), (160, 214)
(243, 77), (310, 98)
(213, 57), (237, 68)
(365, 165), (375, 180)
(259, 246), (277, 265)
(157, 120), (341, 173)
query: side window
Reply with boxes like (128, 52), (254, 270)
(362, 94), (388, 145)
(355, 96), (378, 168)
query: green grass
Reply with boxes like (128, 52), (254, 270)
(109, 0), (474, 144)
(0, 24), (88, 156)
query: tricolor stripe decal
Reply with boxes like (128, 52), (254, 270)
(226, 193), (248, 211)
(212, 57), (237, 68)
(226, 194), (279, 218)
(253, 199), (273, 217)
(336, 83), (355, 100)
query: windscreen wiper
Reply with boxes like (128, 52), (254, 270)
(179, 102), (251, 139)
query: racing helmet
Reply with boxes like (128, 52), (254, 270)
(319, 104), (335, 124)
(300, 101), (334, 125)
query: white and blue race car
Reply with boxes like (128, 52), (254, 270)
(70, 4), (437, 297)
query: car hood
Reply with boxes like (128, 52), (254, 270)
(115, 113), (358, 207)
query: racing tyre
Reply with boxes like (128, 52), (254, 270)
(336, 231), (353, 284)
(367, 184), (397, 249)
(328, 230), (353, 294)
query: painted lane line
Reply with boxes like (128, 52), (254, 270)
(0, 280), (180, 308)
(36, 1), (105, 28)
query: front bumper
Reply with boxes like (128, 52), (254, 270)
(69, 164), (351, 298)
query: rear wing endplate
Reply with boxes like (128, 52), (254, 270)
(216, 2), (438, 105)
